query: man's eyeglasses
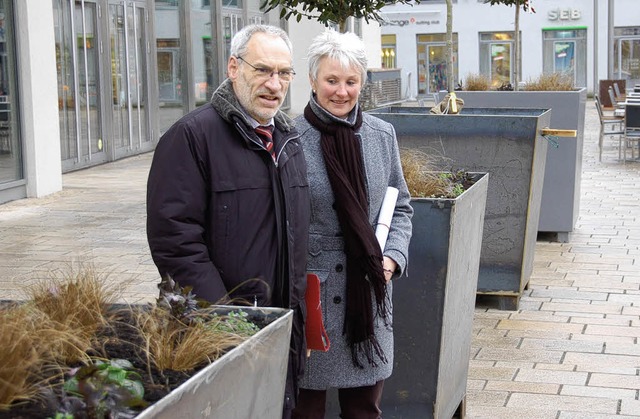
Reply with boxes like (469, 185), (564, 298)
(237, 56), (296, 82)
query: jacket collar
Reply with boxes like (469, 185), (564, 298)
(210, 78), (293, 133)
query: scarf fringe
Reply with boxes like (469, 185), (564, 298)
(350, 334), (388, 369)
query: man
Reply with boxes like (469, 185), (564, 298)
(146, 25), (309, 418)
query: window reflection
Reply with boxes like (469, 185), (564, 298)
(0, 0), (22, 185)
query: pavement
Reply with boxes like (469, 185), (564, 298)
(1, 100), (639, 418)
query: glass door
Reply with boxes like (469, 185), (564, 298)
(109, 1), (150, 158)
(54, 0), (105, 170)
(615, 38), (640, 88)
(490, 42), (512, 88)
(0, 0), (22, 186)
(417, 35), (458, 95)
(554, 41), (576, 83)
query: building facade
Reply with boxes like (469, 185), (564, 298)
(381, 0), (639, 97)
(1, 0), (636, 205)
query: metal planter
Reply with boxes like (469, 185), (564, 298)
(384, 172), (489, 418)
(439, 89), (587, 241)
(136, 306), (293, 419)
(368, 107), (551, 309)
(324, 173), (488, 418)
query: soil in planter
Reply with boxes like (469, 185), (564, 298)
(0, 309), (268, 419)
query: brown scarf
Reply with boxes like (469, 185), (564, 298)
(304, 103), (391, 368)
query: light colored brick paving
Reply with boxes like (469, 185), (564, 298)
(559, 413), (640, 419)
(466, 405), (559, 419)
(506, 393), (619, 414)
(519, 337), (604, 353)
(589, 373), (640, 390)
(620, 400), (640, 416)
(564, 352), (639, 374)
(514, 369), (589, 386)
(560, 384), (637, 401)
(484, 380), (560, 395)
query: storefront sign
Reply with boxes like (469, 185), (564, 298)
(382, 17), (441, 27)
(548, 8), (581, 21)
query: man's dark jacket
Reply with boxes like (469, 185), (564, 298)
(146, 79), (310, 410)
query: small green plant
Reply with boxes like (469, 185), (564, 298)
(212, 310), (260, 337)
(53, 358), (147, 419)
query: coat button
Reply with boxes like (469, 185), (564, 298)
(335, 264), (343, 272)
(333, 296), (342, 304)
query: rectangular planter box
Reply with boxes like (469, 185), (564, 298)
(436, 88), (587, 242)
(384, 172), (488, 418)
(325, 173), (488, 418)
(137, 306), (292, 419)
(368, 107), (551, 309)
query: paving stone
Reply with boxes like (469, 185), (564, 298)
(519, 338), (603, 353)
(589, 373), (640, 390)
(560, 384), (636, 400)
(564, 352), (640, 374)
(484, 380), (559, 395)
(514, 369), (588, 386)
(466, 405), (559, 419)
(620, 399), (640, 416)
(497, 319), (585, 334)
(506, 393), (618, 414)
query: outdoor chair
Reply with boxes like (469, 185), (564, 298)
(613, 82), (626, 103)
(595, 94), (625, 162)
(623, 102), (640, 162)
(608, 86), (625, 110)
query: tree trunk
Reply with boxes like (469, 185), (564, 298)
(446, 0), (454, 92)
(514, 0), (520, 91)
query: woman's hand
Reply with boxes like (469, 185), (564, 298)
(382, 256), (397, 284)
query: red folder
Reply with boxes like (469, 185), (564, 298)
(305, 273), (330, 352)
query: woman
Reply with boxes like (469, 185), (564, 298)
(292, 30), (413, 419)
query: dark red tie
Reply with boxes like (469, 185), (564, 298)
(255, 125), (276, 162)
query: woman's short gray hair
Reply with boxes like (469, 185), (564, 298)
(230, 24), (293, 58)
(307, 30), (368, 85)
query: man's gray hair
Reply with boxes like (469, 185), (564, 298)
(307, 30), (368, 85)
(230, 24), (292, 57)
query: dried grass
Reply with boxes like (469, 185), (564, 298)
(134, 307), (248, 372)
(462, 73), (491, 91)
(0, 304), (68, 407)
(523, 72), (574, 91)
(23, 264), (120, 363)
(400, 148), (465, 198)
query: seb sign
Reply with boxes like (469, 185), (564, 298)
(548, 8), (582, 21)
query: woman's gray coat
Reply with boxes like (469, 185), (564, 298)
(295, 97), (413, 390)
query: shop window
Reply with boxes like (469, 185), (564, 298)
(382, 34), (397, 68)
(614, 27), (640, 87)
(479, 32), (517, 89)
(542, 28), (586, 88)
(417, 33), (458, 95)
(0, 1), (22, 186)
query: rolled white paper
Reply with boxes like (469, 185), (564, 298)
(375, 187), (399, 252)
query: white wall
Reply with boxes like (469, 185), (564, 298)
(381, 0), (639, 98)
(16, 0), (62, 198)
